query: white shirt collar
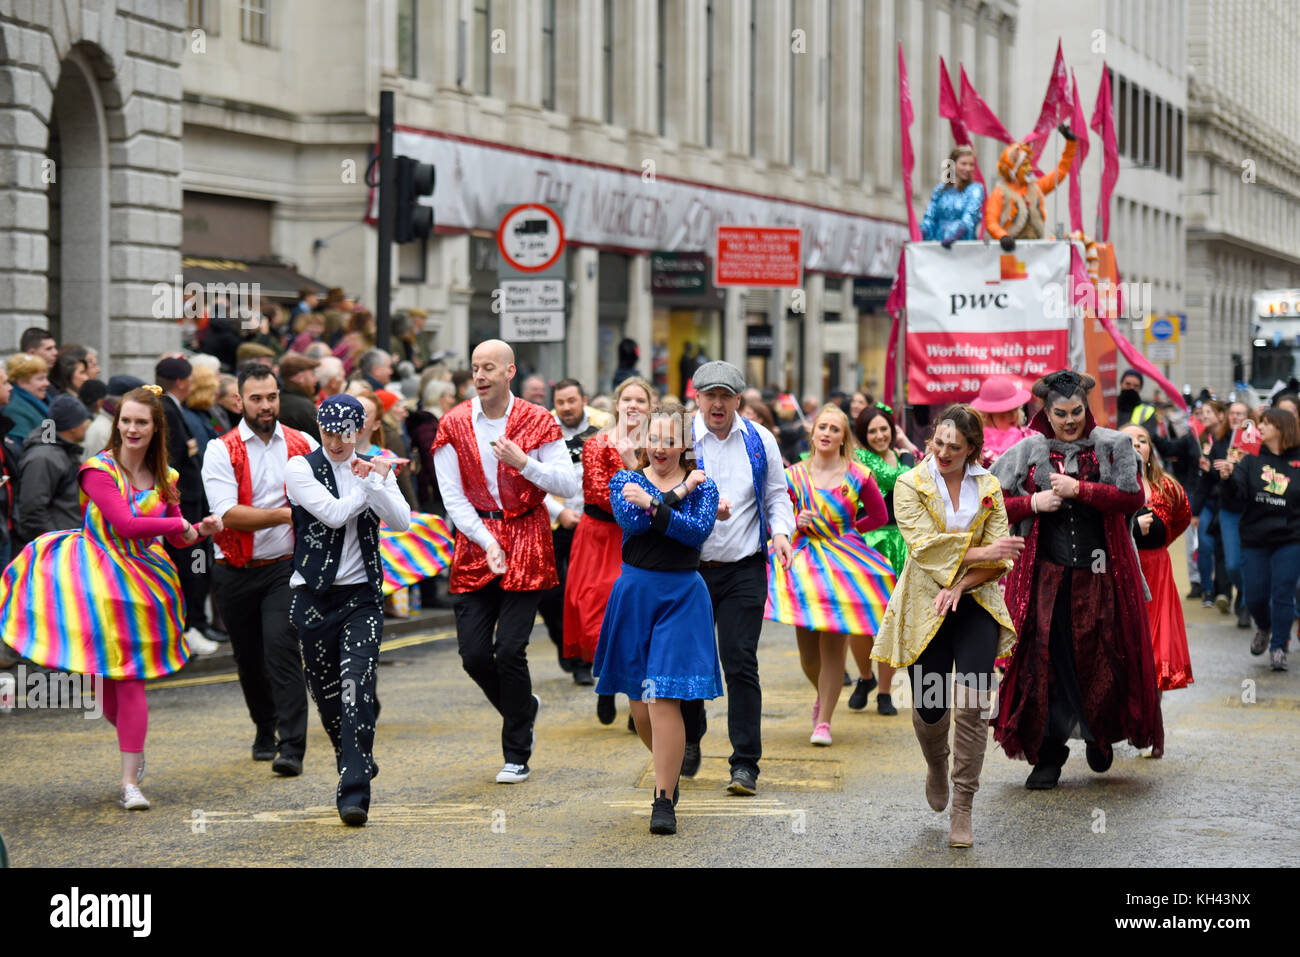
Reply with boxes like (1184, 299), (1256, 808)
(693, 410), (745, 442)
(472, 393), (514, 422)
(237, 417), (284, 446)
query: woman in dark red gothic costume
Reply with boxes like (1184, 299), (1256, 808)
(990, 371), (1161, 789)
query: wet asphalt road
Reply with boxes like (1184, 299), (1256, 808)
(2, 566), (1298, 868)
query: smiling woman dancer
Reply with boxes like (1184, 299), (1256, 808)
(765, 404), (896, 747)
(872, 404), (1021, 847)
(594, 401), (721, 836)
(0, 385), (223, 810)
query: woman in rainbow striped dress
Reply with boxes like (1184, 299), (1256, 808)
(0, 385), (224, 810)
(765, 404), (897, 746)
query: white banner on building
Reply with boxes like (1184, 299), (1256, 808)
(371, 129), (907, 278)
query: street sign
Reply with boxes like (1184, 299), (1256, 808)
(714, 225), (802, 288)
(1147, 341), (1177, 362)
(650, 251), (709, 296)
(497, 203), (565, 274)
(500, 279), (565, 312)
(1147, 315), (1178, 343)
(501, 311), (565, 341)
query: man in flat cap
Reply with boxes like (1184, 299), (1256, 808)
(156, 356), (220, 656)
(277, 353), (322, 442)
(286, 393), (411, 825)
(680, 360), (795, 796)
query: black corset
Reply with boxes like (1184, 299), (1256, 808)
(1039, 499), (1105, 567)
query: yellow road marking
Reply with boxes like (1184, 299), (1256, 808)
(148, 628), (458, 689)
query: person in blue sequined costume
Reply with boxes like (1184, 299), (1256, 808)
(593, 403), (722, 834)
(921, 145), (985, 247)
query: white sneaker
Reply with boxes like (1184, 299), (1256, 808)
(495, 762), (530, 783)
(185, 629), (219, 656)
(119, 784), (150, 810)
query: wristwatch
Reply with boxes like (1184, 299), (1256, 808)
(649, 495), (663, 512)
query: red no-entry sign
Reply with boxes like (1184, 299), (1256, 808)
(714, 225), (803, 288)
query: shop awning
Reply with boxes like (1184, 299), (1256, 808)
(180, 256), (330, 302)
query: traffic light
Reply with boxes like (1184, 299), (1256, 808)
(394, 155), (435, 243)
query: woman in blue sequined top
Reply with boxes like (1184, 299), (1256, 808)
(592, 402), (723, 835)
(921, 145), (985, 247)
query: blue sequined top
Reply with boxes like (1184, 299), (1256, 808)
(920, 181), (985, 242)
(609, 470), (719, 571)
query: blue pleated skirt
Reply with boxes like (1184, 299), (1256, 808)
(593, 563), (723, 701)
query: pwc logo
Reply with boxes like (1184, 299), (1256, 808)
(999, 254), (1027, 280)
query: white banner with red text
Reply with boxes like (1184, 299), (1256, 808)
(905, 240), (1072, 404)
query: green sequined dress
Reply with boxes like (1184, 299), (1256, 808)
(852, 447), (916, 573)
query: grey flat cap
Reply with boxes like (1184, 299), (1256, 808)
(692, 360), (745, 396)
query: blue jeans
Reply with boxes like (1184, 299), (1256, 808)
(1217, 508), (1245, 597)
(1196, 506), (1226, 597)
(1242, 543), (1300, 652)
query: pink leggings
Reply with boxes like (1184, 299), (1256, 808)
(101, 678), (148, 753)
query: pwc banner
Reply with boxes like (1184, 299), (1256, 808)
(905, 240), (1071, 404)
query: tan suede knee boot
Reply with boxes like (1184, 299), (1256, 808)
(911, 706), (951, 812)
(949, 684), (990, 848)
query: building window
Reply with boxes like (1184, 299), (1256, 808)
(1142, 89), (1152, 167)
(603, 0), (615, 123)
(473, 1), (491, 95)
(748, 1), (757, 156)
(1164, 101), (1175, 176)
(1153, 95), (1162, 171)
(541, 0), (556, 109)
(1175, 108), (1183, 180)
(657, 0), (668, 135)
(240, 0), (269, 45)
(705, 0), (715, 147)
(398, 0), (417, 78)
(1115, 73), (1126, 156)
(188, 0), (206, 31)
(1129, 81), (1140, 162)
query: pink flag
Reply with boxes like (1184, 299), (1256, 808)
(939, 58), (984, 195)
(1071, 245), (1187, 412)
(898, 42), (921, 242)
(1067, 68), (1090, 234)
(1028, 41), (1070, 168)
(883, 257), (905, 410)
(958, 65), (1013, 143)
(1089, 64), (1119, 241)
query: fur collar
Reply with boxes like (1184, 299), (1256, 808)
(991, 426), (1140, 498)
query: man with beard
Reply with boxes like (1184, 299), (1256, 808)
(202, 363), (319, 775)
(538, 378), (608, 681)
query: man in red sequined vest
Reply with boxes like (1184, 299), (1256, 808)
(432, 340), (578, 784)
(201, 364), (318, 776)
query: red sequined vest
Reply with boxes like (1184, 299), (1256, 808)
(212, 425), (313, 567)
(432, 399), (561, 592)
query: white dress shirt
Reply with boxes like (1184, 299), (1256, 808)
(285, 451), (412, 588)
(692, 411), (795, 563)
(546, 410), (592, 522)
(202, 420), (320, 560)
(927, 455), (989, 532)
(433, 393), (579, 551)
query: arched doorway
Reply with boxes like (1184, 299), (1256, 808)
(46, 46), (111, 366)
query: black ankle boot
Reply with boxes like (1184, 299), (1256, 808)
(650, 789), (677, 834)
(1026, 739), (1069, 790)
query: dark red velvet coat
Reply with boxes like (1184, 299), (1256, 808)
(990, 408), (1162, 761)
(432, 398), (562, 593)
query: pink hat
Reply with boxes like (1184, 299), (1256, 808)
(970, 376), (1031, 413)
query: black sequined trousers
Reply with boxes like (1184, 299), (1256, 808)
(291, 583), (383, 812)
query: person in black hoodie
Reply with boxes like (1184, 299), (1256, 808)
(1224, 408), (1300, 671)
(1190, 400), (1233, 611)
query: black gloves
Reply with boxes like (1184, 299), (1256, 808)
(1057, 122), (1076, 142)
(1000, 235), (1016, 252)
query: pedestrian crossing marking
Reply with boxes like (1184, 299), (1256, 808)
(607, 798), (795, 818)
(193, 803), (492, 826)
(636, 757), (843, 791)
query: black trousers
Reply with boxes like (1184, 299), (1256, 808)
(537, 526), (574, 653)
(1047, 569), (1094, 745)
(908, 599), (999, 725)
(291, 583), (382, 811)
(453, 579), (542, 764)
(682, 553), (768, 776)
(211, 559), (308, 759)
(165, 535), (212, 631)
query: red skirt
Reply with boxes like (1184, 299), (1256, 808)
(1137, 545), (1193, 691)
(563, 514), (623, 662)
